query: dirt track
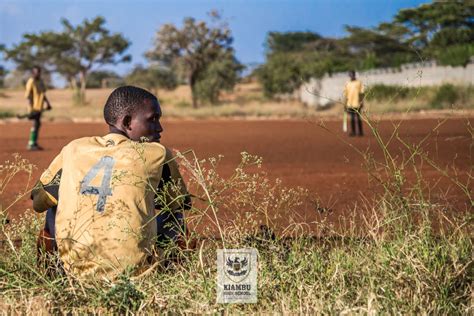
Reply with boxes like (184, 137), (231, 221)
(0, 118), (472, 233)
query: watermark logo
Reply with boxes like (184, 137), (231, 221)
(217, 248), (258, 304)
(225, 252), (250, 282)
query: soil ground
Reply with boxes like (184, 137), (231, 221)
(0, 118), (472, 235)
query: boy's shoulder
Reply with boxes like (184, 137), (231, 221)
(25, 77), (34, 86)
(62, 135), (169, 159)
(346, 80), (363, 87)
(62, 136), (105, 150)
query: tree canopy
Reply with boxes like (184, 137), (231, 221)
(265, 32), (322, 54)
(258, 0), (474, 97)
(125, 65), (178, 95)
(146, 12), (242, 107)
(3, 16), (131, 104)
(86, 70), (124, 89)
(0, 66), (6, 89)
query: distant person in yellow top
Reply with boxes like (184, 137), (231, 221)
(31, 86), (191, 279)
(24, 66), (52, 150)
(343, 70), (364, 137)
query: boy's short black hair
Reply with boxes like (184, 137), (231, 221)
(103, 85), (158, 125)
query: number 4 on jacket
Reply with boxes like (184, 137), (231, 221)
(80, 156), (115, 212)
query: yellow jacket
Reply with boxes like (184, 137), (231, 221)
(344, 80), (364, 109)
(32, 133), (189, 279)
(25, 77), (47, 112)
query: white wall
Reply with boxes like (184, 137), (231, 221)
(300, 61), (474, 107)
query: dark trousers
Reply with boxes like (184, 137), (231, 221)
(30, 111), (42, 130)
(156, 210), (185, 246)
(28, 111), (42, 145)
(347, 108), (363, 136)
(44, 207), (57, 250)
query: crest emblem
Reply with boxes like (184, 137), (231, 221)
(224, 252), (251, 283)
(217, 248), (258, 303)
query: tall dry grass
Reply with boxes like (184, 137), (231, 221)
(0, 112), (472, 313)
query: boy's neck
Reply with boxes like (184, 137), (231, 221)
(108, 126), (129, 139)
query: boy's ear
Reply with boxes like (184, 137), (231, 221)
(122, 115), (132, 131)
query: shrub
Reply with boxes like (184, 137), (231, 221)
(431, 84), (459, 109)
(175, 100), (191, 108)
(436, 44), (474, 68)
(86, 70), (124, 89)
(194, 56), (243, 105)
(99, 273), (144, 312)
(366, 84), (412, 101)
(0, 111), (14, 119)
(125, 65), (178, 95)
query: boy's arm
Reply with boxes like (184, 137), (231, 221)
(43, 95), (52, 110)
(343, 83), (348, 110)
(31, 151), (63, 212)
(41, 79), (52, 110)
(155, 149), (192, 211)
(25, 78), (33, 106)
(359, 82), (365, 109)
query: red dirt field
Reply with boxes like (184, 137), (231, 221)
(0, 118), (472, 234)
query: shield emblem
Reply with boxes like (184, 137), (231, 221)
(223, 251), (252, 283)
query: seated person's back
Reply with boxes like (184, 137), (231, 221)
(32, 86), (189, 278)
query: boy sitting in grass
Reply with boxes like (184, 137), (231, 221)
(31, 86), (191, 279)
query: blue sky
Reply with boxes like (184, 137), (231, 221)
(1, 0), (428, 75)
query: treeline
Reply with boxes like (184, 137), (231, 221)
(1, 1), (473, 104)
(0, 12), (241, 107)
(256, 0), (474, 97)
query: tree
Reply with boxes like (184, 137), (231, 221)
(257, 51), (335, 98)
(0, 66), (7, 89)
(146, 12), (240, 107)
(194, 54), (243, 104)
(265, 32), (322, 54)
(257, 31), (337, 97)
(436, 44), (474, 68)
(3, 16), (131, 103)
(343, 26), (416, 69)
(257, 1), (474, 99)
(125, 65), (178, 95)
(86, 70), (124, 88)
(257, 53), (305, 97)
(0, 45), (6, 89)
(392, 1), (474, 66)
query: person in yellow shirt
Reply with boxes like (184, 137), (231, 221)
(31, 86), (191, 279)
(343, 70), (364, 136)
(24, 66), (52, 150)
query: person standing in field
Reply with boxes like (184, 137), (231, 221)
(24, 66), (52, 150)
(343, 70), (364, 137)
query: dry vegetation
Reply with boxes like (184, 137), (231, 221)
(0, 115), (472, 313)
(1, 82), (473, 121)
